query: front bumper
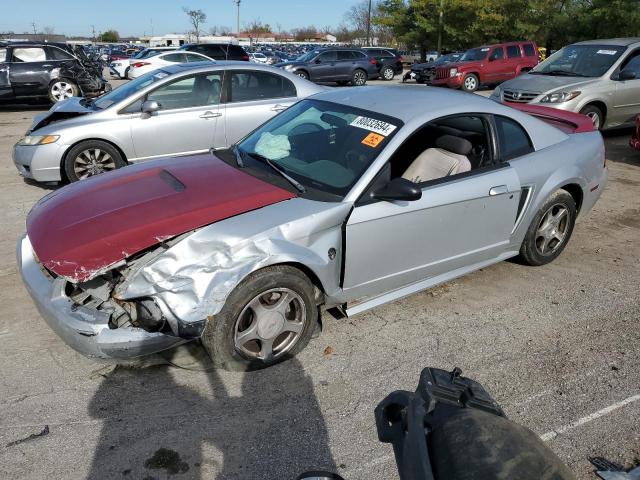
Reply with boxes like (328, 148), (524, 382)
(13, 142), (67, 182)
(17, 235), (185, 360)
(431, 75), (463, 88)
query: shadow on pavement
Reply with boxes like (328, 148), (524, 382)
(603, 128), (640, 168)
(86, 348), (335, 479)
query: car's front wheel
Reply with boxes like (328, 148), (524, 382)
(202, 266), (319, 371)
(351, 69), (368, 86)
(381, 66), (395, 81)
(63, 140), (127, 182)
(579, 104), (604, 130)
(295, 70), (310, 80)
(48, 80), (79, 103)
(461, 73), (479, 92)
(519, 189), (577, 266)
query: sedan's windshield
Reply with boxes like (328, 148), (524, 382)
(236, 99), (402, 198)
(296, 50), (320, 62)
(531, 44), (625, 77)
(460, 47), (489, 62)
(94, 70), (170, 109)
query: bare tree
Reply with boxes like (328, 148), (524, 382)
(183, 7), (207, 42)
(43, 26), (55, 41)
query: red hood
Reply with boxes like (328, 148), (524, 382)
(27, 153), (295, 282)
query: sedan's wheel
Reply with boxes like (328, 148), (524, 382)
(63, 140), (126, 182)
(381, 66), (395, 81)
(351, 69), (367, 86)
(579, 105), (604, 130)
(48, 80), (79, 103)
(461, 73), (479, 92)
(202, 265), (318, 371)
(124, 66), (131, 79)
(295, 70), (309, 80)
(518, 189), (577, 266)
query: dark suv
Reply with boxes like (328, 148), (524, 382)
(179, 43), (250, 61)
(362, 47), (404, 80)
(0, 42), (109, 104)
(275, 48), (379, 86)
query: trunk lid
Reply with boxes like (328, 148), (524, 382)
(26, 153), (295, 282)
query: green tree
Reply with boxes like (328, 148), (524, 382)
(98, 30), (119, 43)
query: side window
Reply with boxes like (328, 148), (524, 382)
(185, 53), (207, 62)
(229, 71), (296, 102)
(162, 53), (186, 63)
(620, 51), (640, 77)
(506, 45), (521, 59)
(352, 51), (367, 60)
(147, 73), (222, 110)
(318, 51), (337, 62)
(12, 47), (46, 62)
(490, 48), (504, 60)
(494, 116), (533, 161)
(338, 50), (354, 61)
(0, 48), (6, 62)
(523, 44), (536, 57)
(46, 47), (74, 61)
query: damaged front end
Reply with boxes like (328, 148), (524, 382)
(17, 235), (186, 360)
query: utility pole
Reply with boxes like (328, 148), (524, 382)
(234, 0), (241, 36)
(31, 21), (37, 37)
(91, 25), (96, 44)
(150, 17), (154, 36)
(437, 0), (444, 54)
(366, 0), (372, 46)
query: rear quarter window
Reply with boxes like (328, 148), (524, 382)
(494, 116), (533, 161)
(507, 45), (521, 59)
(523, 44), (536, 57)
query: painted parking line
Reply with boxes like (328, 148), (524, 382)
(541, 393), (640, 442)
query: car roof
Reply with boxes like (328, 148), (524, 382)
(572, 37), (640, 47)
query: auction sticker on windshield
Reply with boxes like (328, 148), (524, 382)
(596, 50), (618, 55)
(350, 116), (397, 136)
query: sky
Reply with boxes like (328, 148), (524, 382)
(0, 0), (363, 38)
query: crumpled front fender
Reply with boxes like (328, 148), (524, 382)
(114, 198), (352, 328)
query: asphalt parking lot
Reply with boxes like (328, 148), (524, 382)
(0, 74), (638, 480)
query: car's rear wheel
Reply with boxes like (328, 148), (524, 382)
(48, 80), (79, 103)
(295, 70), (309, 80)
(351, 69), (367, 86)
(518, 189), (577, 266)
(461, 73), (479, 92)
(124, 67), (131, 79)
(202, 266), (318, 371)
(579, 104), (604, 130)
(381, 66), (395, 81)
(63, 140), (126, 182)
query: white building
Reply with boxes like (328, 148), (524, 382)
(149, 34), (239, 47)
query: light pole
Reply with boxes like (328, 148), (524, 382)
(366, 0), (372, 46)
(234, 0), (241, 36)
(437, 0), (444, 54)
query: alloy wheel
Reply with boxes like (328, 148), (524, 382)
(234, 288), (306, 362)
(383, 67), (394, 80)
(585, 111), (600, 129)
(464, 76), (477, 91)
(73, 148), (116, 179)
(535, 203), (570, 256)
(353, 70), (367, 86)
(50, 81), (75, 101)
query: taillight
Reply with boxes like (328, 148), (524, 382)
(398, 55), (404, 62)
(370, 58), (377, 65)
(242, 55), (250, 61)
(132, 62), (150, 68)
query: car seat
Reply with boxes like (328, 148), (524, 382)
(402, 135), (472, 183)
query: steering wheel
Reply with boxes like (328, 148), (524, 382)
(289, 122), (324, 136)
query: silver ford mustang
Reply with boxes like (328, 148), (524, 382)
(12, 62), (324, 183)
(18, 86), (607, 370)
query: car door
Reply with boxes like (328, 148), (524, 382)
(0, 47), (12, 101)
(342, 115), (522, 301)
(310, 50), (338, 81)
(213, 69), (298, 148)
(505, 45), (523, 79)
(612, 49), (640, 125)
(485, 47), (508, 82)
(337, 50), (358, 79)
(128, 71), (223, 161)
(8, 46), (51, 97)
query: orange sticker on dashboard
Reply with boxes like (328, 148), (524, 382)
(362, 132), (384, 148)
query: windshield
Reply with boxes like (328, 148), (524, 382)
(460, 47), (489, 62)
(296, 50), (320, 62)
(236, 99), (402, 198)
(133, 49), (164, 59)
(94, 70), (169, 109)
(531, 44), (625, 77)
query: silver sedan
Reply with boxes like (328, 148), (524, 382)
(13, 62), (325, 183)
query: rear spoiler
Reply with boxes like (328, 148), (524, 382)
(505, 102), (595, 134)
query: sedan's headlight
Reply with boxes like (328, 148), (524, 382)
(540, 91), (581, 103)
(18, 135), (60, 146)
(449, 68), (458, 77)
(492, 85), (502, 98)
(283, 64), (295, 71)
(112, 62), (121, 67)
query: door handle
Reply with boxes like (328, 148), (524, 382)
(199, 111), (221, 119)
(270, 104), (288, 112)
(489, 185), (508, 196)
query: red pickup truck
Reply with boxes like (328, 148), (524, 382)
(432, 41), (539, 92)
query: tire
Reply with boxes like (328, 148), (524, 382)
(202, 265), (319, 371)
(63, 140), (126, 182)
(351, 69), (367, 86)
(295, 70), (309, 80)
(461, 73), (479, 92)
(579, 104), (604, 130)
(48, 80), (80, 103)
(518, 189), (577, 266)
(124, 67), (130, 79)
(381, 66), (395, 81)
(416, 78), (426, 84)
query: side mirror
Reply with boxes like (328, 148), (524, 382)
(373, 177), (422, 202)
(141, 100), (160, 114)
(619, 69), (637, 81)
